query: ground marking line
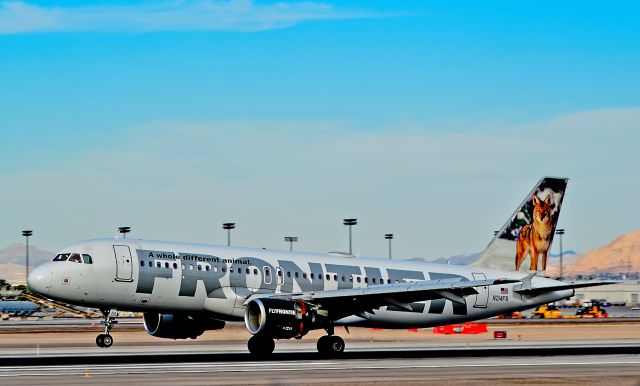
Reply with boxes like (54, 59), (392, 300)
(1, 359), (639, 377)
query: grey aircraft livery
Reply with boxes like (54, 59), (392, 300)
(28, 177), (612, 355)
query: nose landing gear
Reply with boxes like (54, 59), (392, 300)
(96, 309), (118, 348)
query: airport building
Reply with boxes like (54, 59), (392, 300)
(574, 280), (640, 305)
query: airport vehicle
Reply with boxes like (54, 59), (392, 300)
(574, 302), (608, 318)
(27, 177), (613, 355)
(496, 311), (524, 319)
(531, 304), (563, 318)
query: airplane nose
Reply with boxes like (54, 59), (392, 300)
(28, 265), (52, 295)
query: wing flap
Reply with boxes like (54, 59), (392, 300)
(248, 278), (519, 320)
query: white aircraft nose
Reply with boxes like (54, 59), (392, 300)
(28, 265), (52, 295)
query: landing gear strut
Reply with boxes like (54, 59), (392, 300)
(247, 335), (275, 356)
(96, 309), (117, 348)
(317, 324), (345, 355)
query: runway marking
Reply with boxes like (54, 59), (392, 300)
(1, 358), (639, 377)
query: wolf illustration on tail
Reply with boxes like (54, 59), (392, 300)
(515, 195), (554, 271)
(472, 177), (568, 274)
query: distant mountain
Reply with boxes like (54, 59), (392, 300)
(0, 244), (55, 285)
(0, 244), (54, 267)
(425, 252), (482, 266)
(561, 231), (640, 275)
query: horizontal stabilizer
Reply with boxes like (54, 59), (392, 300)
(514, 280), (618, 296)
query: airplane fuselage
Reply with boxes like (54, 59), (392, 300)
(29, 238), (572, 328)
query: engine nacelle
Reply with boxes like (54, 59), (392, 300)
(143, 313), (225, 339)
(244, 298), (317, 339)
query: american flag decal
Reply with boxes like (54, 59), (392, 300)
(500, 287), (509, 295)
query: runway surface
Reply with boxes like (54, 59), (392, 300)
(1, 354), (639, 385)
(1, 321), (640, 385)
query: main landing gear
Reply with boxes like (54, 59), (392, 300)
(96, 309), (117, 348)
(316, 325), (345, 356)
(247, 335), (275, 356)
(245, 325), (345, 357)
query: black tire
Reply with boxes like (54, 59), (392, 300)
(102, 334), (113, 348)
(96, 334), (105, 348)
(247, 335), (275, 356)
(317, 335), (344, 356)
(316, 335), (329, 353)
(327, 336), (345, 353)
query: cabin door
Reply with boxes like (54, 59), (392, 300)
(113, 245), (133, 282)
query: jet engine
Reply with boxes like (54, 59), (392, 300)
(244, 298), (317, 339)
(143, 313), (225, 339)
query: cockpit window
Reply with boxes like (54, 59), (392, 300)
(68, 253), (82, 263)
(53, 253), (70, 262)
(82, 254), (93, 264)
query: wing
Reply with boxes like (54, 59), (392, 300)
(246, 277), (518, 321)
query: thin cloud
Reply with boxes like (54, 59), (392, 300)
(0, 0), (383, 34)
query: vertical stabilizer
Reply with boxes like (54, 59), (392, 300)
(472, 177), (568, 274)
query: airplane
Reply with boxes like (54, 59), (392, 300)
(27, 177), (613, 355)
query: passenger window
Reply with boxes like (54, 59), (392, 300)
(364, 277), (368, 283)
(148, 261), (152, 267)
(303, 273), (307, 279)
(326, 274), (330, 280)
(253, 268), (258, 275)
(68, 253), (82, 263)
(189, 264), (193, 270)
(265, 268), (270, 276)
(206, 265), (210, 271)
(310, 273), (314, 279)
(341, 276), (345, 282)
(213, 266), (218, 272)
(82, 254), (93, 264)
(333, 274), (337, 281)
(173, 263), (178, 269)
(287, 271), (291, 278)
(317, 274), (322, 280)
(165, 262), (169, 268)
(357, 277), (361, 283)
(230, 267), (234, 273)
(197, 265), (202, 271)
(140, 261), (145, 267)
(278, 270), (282, 277)
(372, 278), (376, 284)
(222, 266), (227, 273)
(156, 262), (161, 268)
(295, 272), (299, 278)
(246, 268), (250, 274)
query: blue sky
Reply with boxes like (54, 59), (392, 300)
(1, 1), (639, 259)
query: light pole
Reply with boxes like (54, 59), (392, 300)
(343, 218), (357, 255)
(385, 234), (393, 260)
(556, 228), (565, 278)
(284, 236), (298, 251)
(118, 226), (131, 239)
(22, 230), (32, 287)
(223, 223), (235, 246)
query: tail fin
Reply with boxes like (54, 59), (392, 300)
(472, 177), (568, 274)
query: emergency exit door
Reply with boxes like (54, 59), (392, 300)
(113, 245), (133, 282)
(472, 272), (488, 308)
